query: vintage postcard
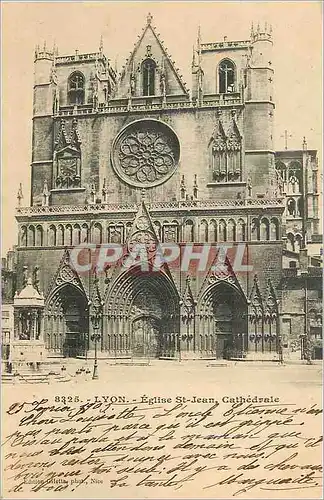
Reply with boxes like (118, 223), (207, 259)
(1, 1), (323, 499)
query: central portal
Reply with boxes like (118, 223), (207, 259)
(132, 315), (161, 358)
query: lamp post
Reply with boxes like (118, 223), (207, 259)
(276, 300), (283, 364)
(90, 301), (103, 380)
(277, 335), (284, 364)
(301, 270), (312, 365)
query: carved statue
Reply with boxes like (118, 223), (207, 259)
(93, 91), (98, 110)
(247, 177), (252, 197)
(160, 72), (166, 97)
(130, 73), (136, 96)
(22, 266), (28, 287)
(53, 88), (59, 114)
(33, 266), (40, 292)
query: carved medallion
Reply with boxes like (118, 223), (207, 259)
(136, 216), (150, 231)
(111, 119), (180, 188)
(128, 231), (157, 254)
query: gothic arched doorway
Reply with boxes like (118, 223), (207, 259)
(199, 282), (247, 359)
(45, 285), (88, 358)
(104, 268), (179, 358)
(132, 315), (161, 358)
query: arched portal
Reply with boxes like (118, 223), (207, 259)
(45, 285), (88, 357)
(199, 282), (247, 359)
(105, 267), (179, 358)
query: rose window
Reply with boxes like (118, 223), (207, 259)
(111, 119), (180, 188)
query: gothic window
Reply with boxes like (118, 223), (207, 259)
(218, 220), (226, 242)
(35, 225), (43, 247)
(68, 72), (85, 105)
(199, 220), (208, 243)
(93, 223), (102, 245)
(237, 219), (246, 241)
(163, 223), (178, 243)
(275, 160), (286, 178)
(108, 224), (124, 244)
(251, 218), (259, 241)
(260, 218), (270, 241)
(287, 175), (298, 194)
(20, 226), (27, 247)
(295, 234), (302, 253)
(218, 59), (235, 94)
(142, 59), (156, 96)
(209, 220), (217, 242)
(57, 225), (64, 246)
(184, 220), (194, 242)
(65, 225), (73, 246)
(73, 225), (81, 245)
(48, 225), (56, 247)
(227, 219), (236, 242)
(81, 224), (89, 243)
(287, 198), (296, 217)
(27, 226), (35, 247)
(270, 218), (279, 241)
(287, 161), (302, 194)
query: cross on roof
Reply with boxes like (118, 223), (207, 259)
(280, 130), (292, 150)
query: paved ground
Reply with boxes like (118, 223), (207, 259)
(3, 358), (322, 393)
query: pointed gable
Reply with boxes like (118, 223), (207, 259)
(54, 118), (81, 154)
(249, 274), (263, 322)
(181, 276), (196, 319)
(125, 199), (159, 256)
(209, 113), (227, 150)
(47, 248), (87, 297)
(199, 247), (245, 299)
(115, 13), (189, 99)
(226, 110), (242, 150)
(69, 118), (82, 150)
(264, 278), (278, 322)
(103, 199), (179, 296)
(54, 119), (69, 152)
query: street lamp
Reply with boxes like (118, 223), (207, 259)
(90, 301), (103, 380)
(301, 270), (312, 365)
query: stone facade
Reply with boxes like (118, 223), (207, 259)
(4, 15), (322, 361)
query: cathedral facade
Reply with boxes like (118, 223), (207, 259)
(13, 15), (321, 361)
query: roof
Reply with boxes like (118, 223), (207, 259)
(14, 278), (44, 307)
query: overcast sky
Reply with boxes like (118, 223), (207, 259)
(1, 1), (322, 255)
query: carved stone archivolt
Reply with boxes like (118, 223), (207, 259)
(111, 119), (180, 188)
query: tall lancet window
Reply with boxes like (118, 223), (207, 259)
(218, 59), (235, 94)
(142, 59), (156, 96)
(68, 72), (85, 105)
